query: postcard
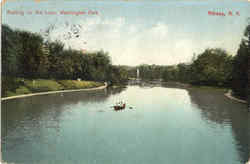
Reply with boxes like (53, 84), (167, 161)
(1, 0), (250, 163)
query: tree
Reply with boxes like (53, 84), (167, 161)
(2, 25), (19, 77)
(190, 48), (233, 86)
(17, 30), (48, 78)
(177, 63), (191, 83)
(1, 25), (20, 96)
(47, 40), (65, 78)
(108, 65), (129, 84)
(232, 21), (250, 99)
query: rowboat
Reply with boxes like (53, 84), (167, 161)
(114, 101), (126, 110)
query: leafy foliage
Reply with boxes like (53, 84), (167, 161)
(1, 25), (128, 96)
(231, 22), (250, 99)
(189, 48), (233, 87)
(2, 25), (19, 77)
(129, 48), (233, 88)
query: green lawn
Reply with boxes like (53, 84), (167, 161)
(2, 79), (104, 98)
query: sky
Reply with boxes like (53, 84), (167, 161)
(2, 0), (250, 66)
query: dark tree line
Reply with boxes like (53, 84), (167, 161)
(130, 48), (233, 87)
(1, 25), (129, 96)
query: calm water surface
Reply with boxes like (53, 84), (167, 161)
(2, 85), (250, 164)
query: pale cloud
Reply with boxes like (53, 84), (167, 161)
(46, 17), (239, 66)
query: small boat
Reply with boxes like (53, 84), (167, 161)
(114, 101), (126, 110)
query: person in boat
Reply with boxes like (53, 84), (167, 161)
(114, 100), (126, 110)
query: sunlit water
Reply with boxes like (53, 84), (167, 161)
(2, 85), (250, 164)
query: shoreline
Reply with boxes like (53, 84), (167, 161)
(224, 90), (247, 104)
(2, 82), (248, 105)
(1, 82), (108, 101)
(153, 81), (247, 104)
(161, 81), (247, 104)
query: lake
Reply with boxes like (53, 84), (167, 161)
(2, 85), (250, 164)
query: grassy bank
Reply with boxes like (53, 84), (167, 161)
(188, 85), (228, 91)
(161, 81), (228, 91)
(3, 78), (104, 98)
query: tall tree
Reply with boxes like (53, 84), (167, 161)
(232, 21), (250, 99)
(190, 48), (233, 86)
(1, 25), (20, 96)
(18, 31), (48, 78)
(2, 25), (18, 77)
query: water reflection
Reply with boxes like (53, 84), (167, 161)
(187, 88), (250, 163)
(1, 88), (126, 150)
(108, 87), (127, 95)
(1, 85), (249, 164)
